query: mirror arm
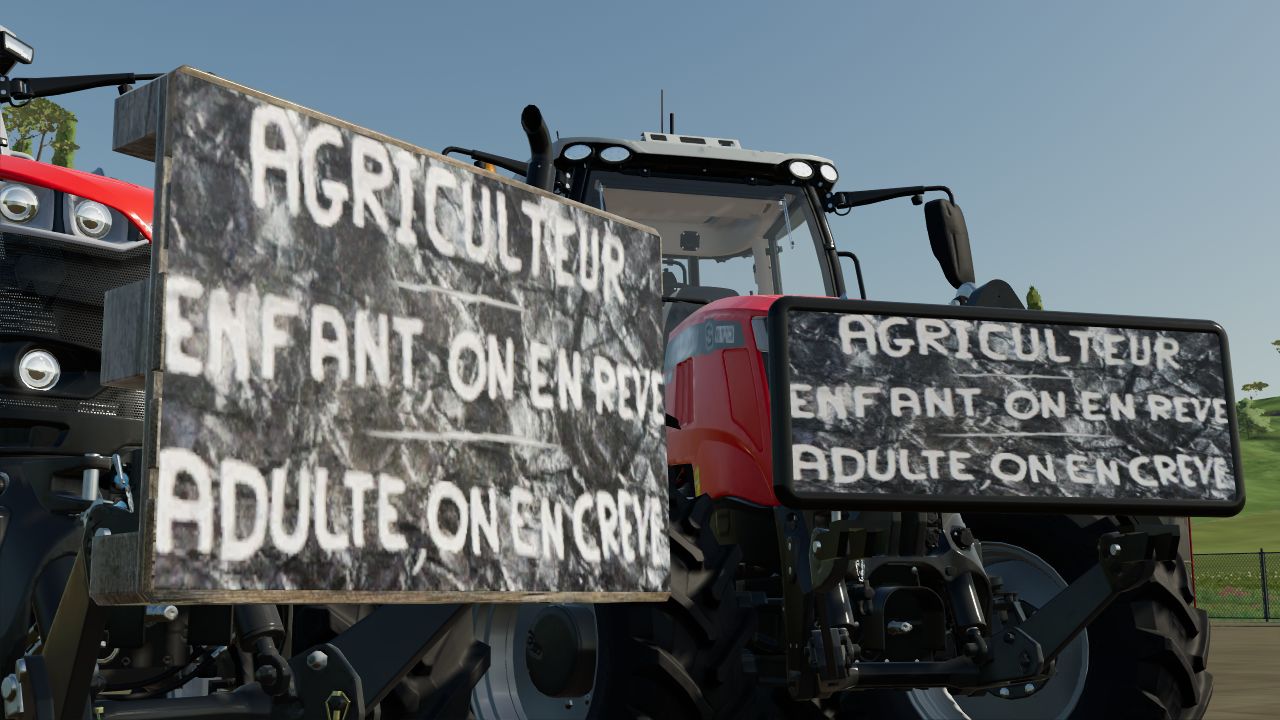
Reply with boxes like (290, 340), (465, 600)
(825, 185), (954, 212)
(2, 73), (161, 102)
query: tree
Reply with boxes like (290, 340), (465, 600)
(51, 114), (77, 168)
(1237, 399), (1270, 440)
(1242, 381), (1270, 399)
(3, 99), (79, 165)
(1026, 285), (1043, 310)
(1272, 339), (1280, 355)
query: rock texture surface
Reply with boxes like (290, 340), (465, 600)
(782, 306), (1239, 510)
(141, 69), (667, 600)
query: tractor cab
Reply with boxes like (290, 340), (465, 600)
(446, 105), (987, 325)
(550, 132), (842, 338)
(556, 132), (840, 297)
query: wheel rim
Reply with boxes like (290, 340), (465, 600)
(471, 604), (599, 720)
(906, 542), (1090, 720)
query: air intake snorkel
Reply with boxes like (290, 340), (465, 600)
(522, 104), (555, 192)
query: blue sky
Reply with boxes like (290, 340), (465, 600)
(12, 1), (1279, 392)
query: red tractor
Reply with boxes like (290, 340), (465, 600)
(0, 26), (160, 700)
(0, 28), (1220, 720)
(448, 110), (1214, 720)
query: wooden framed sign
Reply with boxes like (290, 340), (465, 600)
(768, 297), (1244, 516)
(93, 67), (668, 603)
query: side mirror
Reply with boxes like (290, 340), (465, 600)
(924, 199), (975, 289)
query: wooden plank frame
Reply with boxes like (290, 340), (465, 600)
(91, 67), (670, 605)
(767, 296), (1245, 517)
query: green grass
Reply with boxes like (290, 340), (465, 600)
(1251, 395), (1280, 413)
(1191, 395), (1280, 553)
(1191, 554), (1279, 619)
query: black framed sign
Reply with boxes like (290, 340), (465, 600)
(767, 297), (1244, 516)
(99, 68), (669, 604)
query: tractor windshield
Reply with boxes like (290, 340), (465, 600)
(583, 173), (833, 298)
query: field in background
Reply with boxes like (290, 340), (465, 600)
(1193, 551), (1278, 620)
(1193, 395), (1280, 553)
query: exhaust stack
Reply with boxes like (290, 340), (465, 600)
(522, 104), (554, 191)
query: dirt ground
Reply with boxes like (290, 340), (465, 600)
(1206, 622), (1280, 720)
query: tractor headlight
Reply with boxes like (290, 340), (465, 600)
(819, 164), (839, 184)
(562, 144), (593, 161)
(0, 184), (39, 223)
(18, 349), (60, 391)
(73, 199), (112, 238)
(787, 160), (814, 180)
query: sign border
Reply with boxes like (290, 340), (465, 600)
(766, 296), (1246, 517)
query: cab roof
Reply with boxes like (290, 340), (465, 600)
(553, 133), (834, 169)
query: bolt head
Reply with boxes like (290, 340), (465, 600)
(1, 674), (18, 701)
(1024, 683), (1037, 694)
(1109, 543), (1122, 556)
(307, 650), (328, 671)
(998, 687), (1011, 697)
(255, 664), (280, 684)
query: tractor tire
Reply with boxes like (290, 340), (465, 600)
(588, 482), (799, 720)
(839, 514), (1212, 720)
(472, 480), (800, 720)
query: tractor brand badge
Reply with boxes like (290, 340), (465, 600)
(325, 690), (351, 720)
(666, 319), (746, 379)
(703, 320), (740, 351)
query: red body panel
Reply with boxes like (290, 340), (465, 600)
(666, 295), (781, 506)
(0, 154), (153, 239)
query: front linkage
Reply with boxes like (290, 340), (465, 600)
(1, 478), (487, 720)
(4, 584), (484, 720)
(709, 500), (1180, 703)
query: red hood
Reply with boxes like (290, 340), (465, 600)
(0, 153), (153, 240)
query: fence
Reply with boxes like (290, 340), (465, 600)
(1192, 550), (1280, 621)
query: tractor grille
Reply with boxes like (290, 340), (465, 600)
(0, 386), (146, 420)
(0, 232), (151, 350)
(0, 228), (150, 452)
